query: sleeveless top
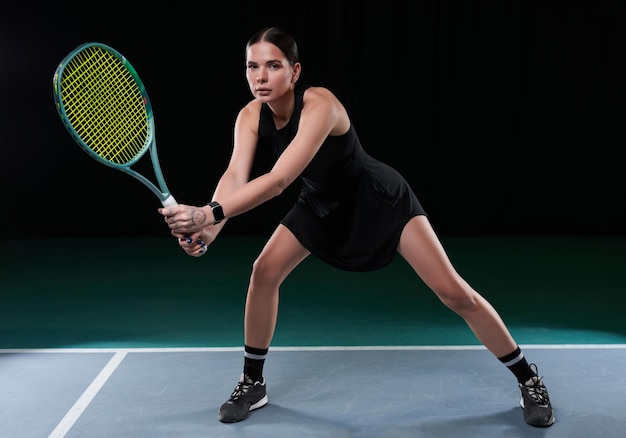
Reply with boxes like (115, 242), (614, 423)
(258, 84), (426, 272)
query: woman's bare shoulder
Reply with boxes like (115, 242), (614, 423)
(303, 85), (337, 101)
(235, 99), (262, 126)
(302, 85), (349, 134)
(238, 99), (262, 117)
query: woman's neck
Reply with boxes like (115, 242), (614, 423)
(267, 90), (295, 130)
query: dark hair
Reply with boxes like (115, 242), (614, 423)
(245, 27), (299, 66)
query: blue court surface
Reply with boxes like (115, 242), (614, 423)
(1, 345), (626, 437)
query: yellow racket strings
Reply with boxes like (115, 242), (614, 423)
(60, 46), (149, 165)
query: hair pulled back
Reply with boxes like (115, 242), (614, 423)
(246, 27), (299, 66)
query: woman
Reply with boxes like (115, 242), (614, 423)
(159, 27), (555, 427)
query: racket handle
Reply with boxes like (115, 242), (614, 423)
(161, 195), (178, 207)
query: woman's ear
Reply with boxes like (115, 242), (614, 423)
(292, 62), (302, 83)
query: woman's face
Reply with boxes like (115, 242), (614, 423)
(246, 41), (297, 102)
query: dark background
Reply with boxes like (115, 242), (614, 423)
(1, 0), (624, 239)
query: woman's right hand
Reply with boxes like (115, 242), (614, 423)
(173, 227), (218, 257)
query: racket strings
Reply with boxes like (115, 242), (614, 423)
(60, 46), (150, 165)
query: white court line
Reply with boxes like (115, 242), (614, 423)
(48, 351), (127, 438)
(1, 344), (626, 354)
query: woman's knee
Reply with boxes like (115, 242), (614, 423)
(436, 287), (479, 314)
(250, 253), (282, 287)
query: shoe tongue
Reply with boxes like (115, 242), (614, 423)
(524, 375), (538, 386)
(243, 375), (254, 384)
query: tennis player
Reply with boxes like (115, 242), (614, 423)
(159, 26), (555, 428)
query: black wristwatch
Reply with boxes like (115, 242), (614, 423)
(208, 201), (225, 225)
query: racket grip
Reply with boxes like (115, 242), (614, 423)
(161, 195), (178, 207)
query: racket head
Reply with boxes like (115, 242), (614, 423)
(53, 42), (154, 169)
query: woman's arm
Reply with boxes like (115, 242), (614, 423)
(215, 87), (349, 219)
(158, 100), (260, 247)
(160, 87), (349, 234)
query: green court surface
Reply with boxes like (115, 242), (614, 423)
(1, 235), (625, 349)
(0, 236), (626, 349)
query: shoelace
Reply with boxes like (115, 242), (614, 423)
(525, 377), (550, 406)
(230, 379), (253, 400)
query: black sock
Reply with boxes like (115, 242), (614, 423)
(243, 345), (268, 382)
(498, 346), (536, 384)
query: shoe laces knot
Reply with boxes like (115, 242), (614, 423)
(230, 377), (253, 400)
(525, 376), (550, 406)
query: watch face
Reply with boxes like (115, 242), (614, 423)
(212, 203), (225, 222)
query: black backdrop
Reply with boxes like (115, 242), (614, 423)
(1, 0), (624, 239)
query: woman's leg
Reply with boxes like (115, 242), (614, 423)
(397, 215), (555, 427)
(244, 224), (310, 349)
(219, 225), (310, 423)
(396, 215), (517, 357)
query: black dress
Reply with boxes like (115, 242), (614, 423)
(258, 84), (426, 272)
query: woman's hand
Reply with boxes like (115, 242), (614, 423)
(159, 205), (220, 257)
(172, 228), (217, 257)
(158, 204), (211, 234)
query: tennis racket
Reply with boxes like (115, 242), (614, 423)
(52, 42), (177, 207)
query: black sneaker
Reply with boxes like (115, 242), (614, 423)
(519, 364), (555, 427)
(218, 374), (268, 423)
